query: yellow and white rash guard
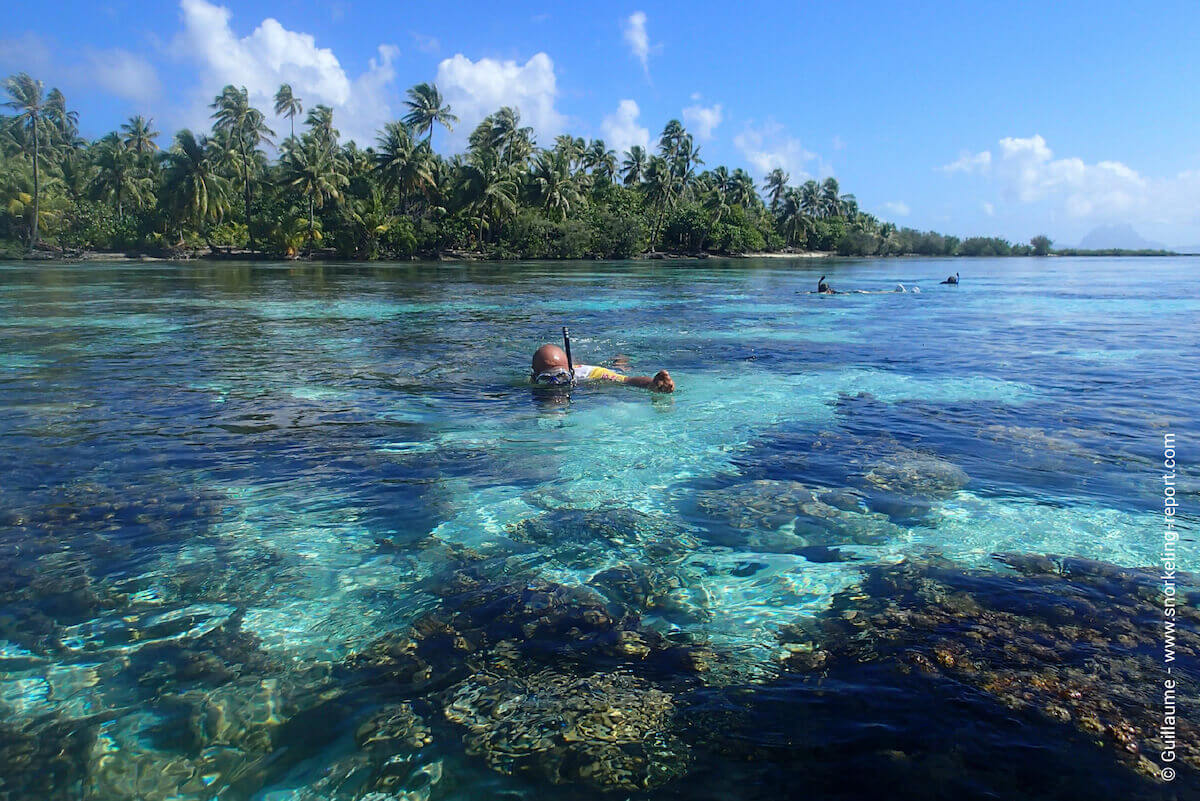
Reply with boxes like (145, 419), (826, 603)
(573, 364), (626, 383)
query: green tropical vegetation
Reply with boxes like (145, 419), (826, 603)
(0, 71), (1139, 260)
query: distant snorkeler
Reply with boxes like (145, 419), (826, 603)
(817, 275), (836, 294)
(530, 344), (674, 393)
(941, 272), (960, 285)
(895, 283), (922, 293)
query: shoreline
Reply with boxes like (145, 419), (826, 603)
(1, 248), (1188, 265)
(5, 249), (837, 264)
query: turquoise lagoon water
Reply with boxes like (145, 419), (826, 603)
(0, 257), (1196, 799)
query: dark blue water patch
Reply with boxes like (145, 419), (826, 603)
(669, 667), (1176, 801)
(725, 389), (1171, 517)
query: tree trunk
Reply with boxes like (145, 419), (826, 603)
(241, 143), (255, 251)
(30, 115), (40, 249)
(653, 196), (668, 247)
(308, 196), (315, 254)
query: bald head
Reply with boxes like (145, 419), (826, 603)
(532, 344), (569, 374)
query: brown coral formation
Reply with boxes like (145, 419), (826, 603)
(445, 669), (687, 790)
(351, 571), (709, 691)
(350, 571), (710, 790)
(695, 479), (903, 548)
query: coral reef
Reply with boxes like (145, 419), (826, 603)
(506, 507), (700, 564)
(0, 717), (98, 801)
(350, 571), (710, 790)
(862, 452), (969, 497)
(351, 571), (710, 692)
(446, 669), (687, 790)
(695, 479), (904, 549)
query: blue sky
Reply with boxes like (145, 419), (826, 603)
(6, 0), (1200, 246)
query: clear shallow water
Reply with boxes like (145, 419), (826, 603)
(1, 257), (1197, 799)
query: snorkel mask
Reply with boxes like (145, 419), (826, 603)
(533, 366), (574, 386)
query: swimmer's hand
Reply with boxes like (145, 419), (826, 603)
(624, 369), (675, 392)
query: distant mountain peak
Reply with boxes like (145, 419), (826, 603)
(1078, 224), (1164, 250)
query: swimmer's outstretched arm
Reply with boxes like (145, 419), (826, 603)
(575, 363), (675, 392)
(616, 370), (675, 393)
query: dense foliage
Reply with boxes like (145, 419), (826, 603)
(2, 72), (1058, 260)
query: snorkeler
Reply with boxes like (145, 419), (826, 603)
(530, 344), (674, 393)
(817, 275), (835, 294)
(941, 272), (960, 285)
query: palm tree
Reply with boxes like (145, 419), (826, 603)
(799, 180), (822, 218)
(643, 155), (673, 246)
(162, 129), (232, 243)
(553, 135), (586, 172)
(658, 119), (685, 159)
(729, 169), (758, 209)
(120, 115), (160, 156)
(621, 145), (647, 186)
(274, 84), (303, 140)
(342, 185), (402, 258)
(56, 147), (90, 203)
(402, 82), (457, 143)
(210, 85), (274, 249)
(820, 176), (842, 218)
(778, 186), (813, 246)
(304, 105), (338, 154)
(280, 134), (349, 251)
(457, 151), (518, 246)
(487, 107), (533, 167)
(531, 150), (581, 221)
(3, 73), (45, 247)
(675, 135), (703, 185)
(701, 172), (730, 251)
(373, 121), (435, 209)
(583, 139), (617, 183)
(88, 132), (152, 221)
(762, 168), (789, 212)
(839, 192), (858, 220)
(44, 89), (79, 149)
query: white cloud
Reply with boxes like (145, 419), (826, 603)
(411, 32), (440, 54)
(174, 0), (399, 145)
(435, 52), (564, 147)
(942, 134), (1200, 226)
(733, 120), (822, 180)
(85, 48), (162, 103)
(682, 102), (722, 139)
(624, 11), (650, 73)
(0, 33), (55, 76)
(883, 201), (911, 217)
(0, 35), (161, 108)
(601, 99), (650, 156)
(982, 201), (995, 216)
(940, 150), (992, 173)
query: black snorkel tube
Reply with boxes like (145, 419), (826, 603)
(562, 326), (576, 384)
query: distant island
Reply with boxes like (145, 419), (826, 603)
(1077, 223), (1165, 251)
(0, 72), (1181, 262)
